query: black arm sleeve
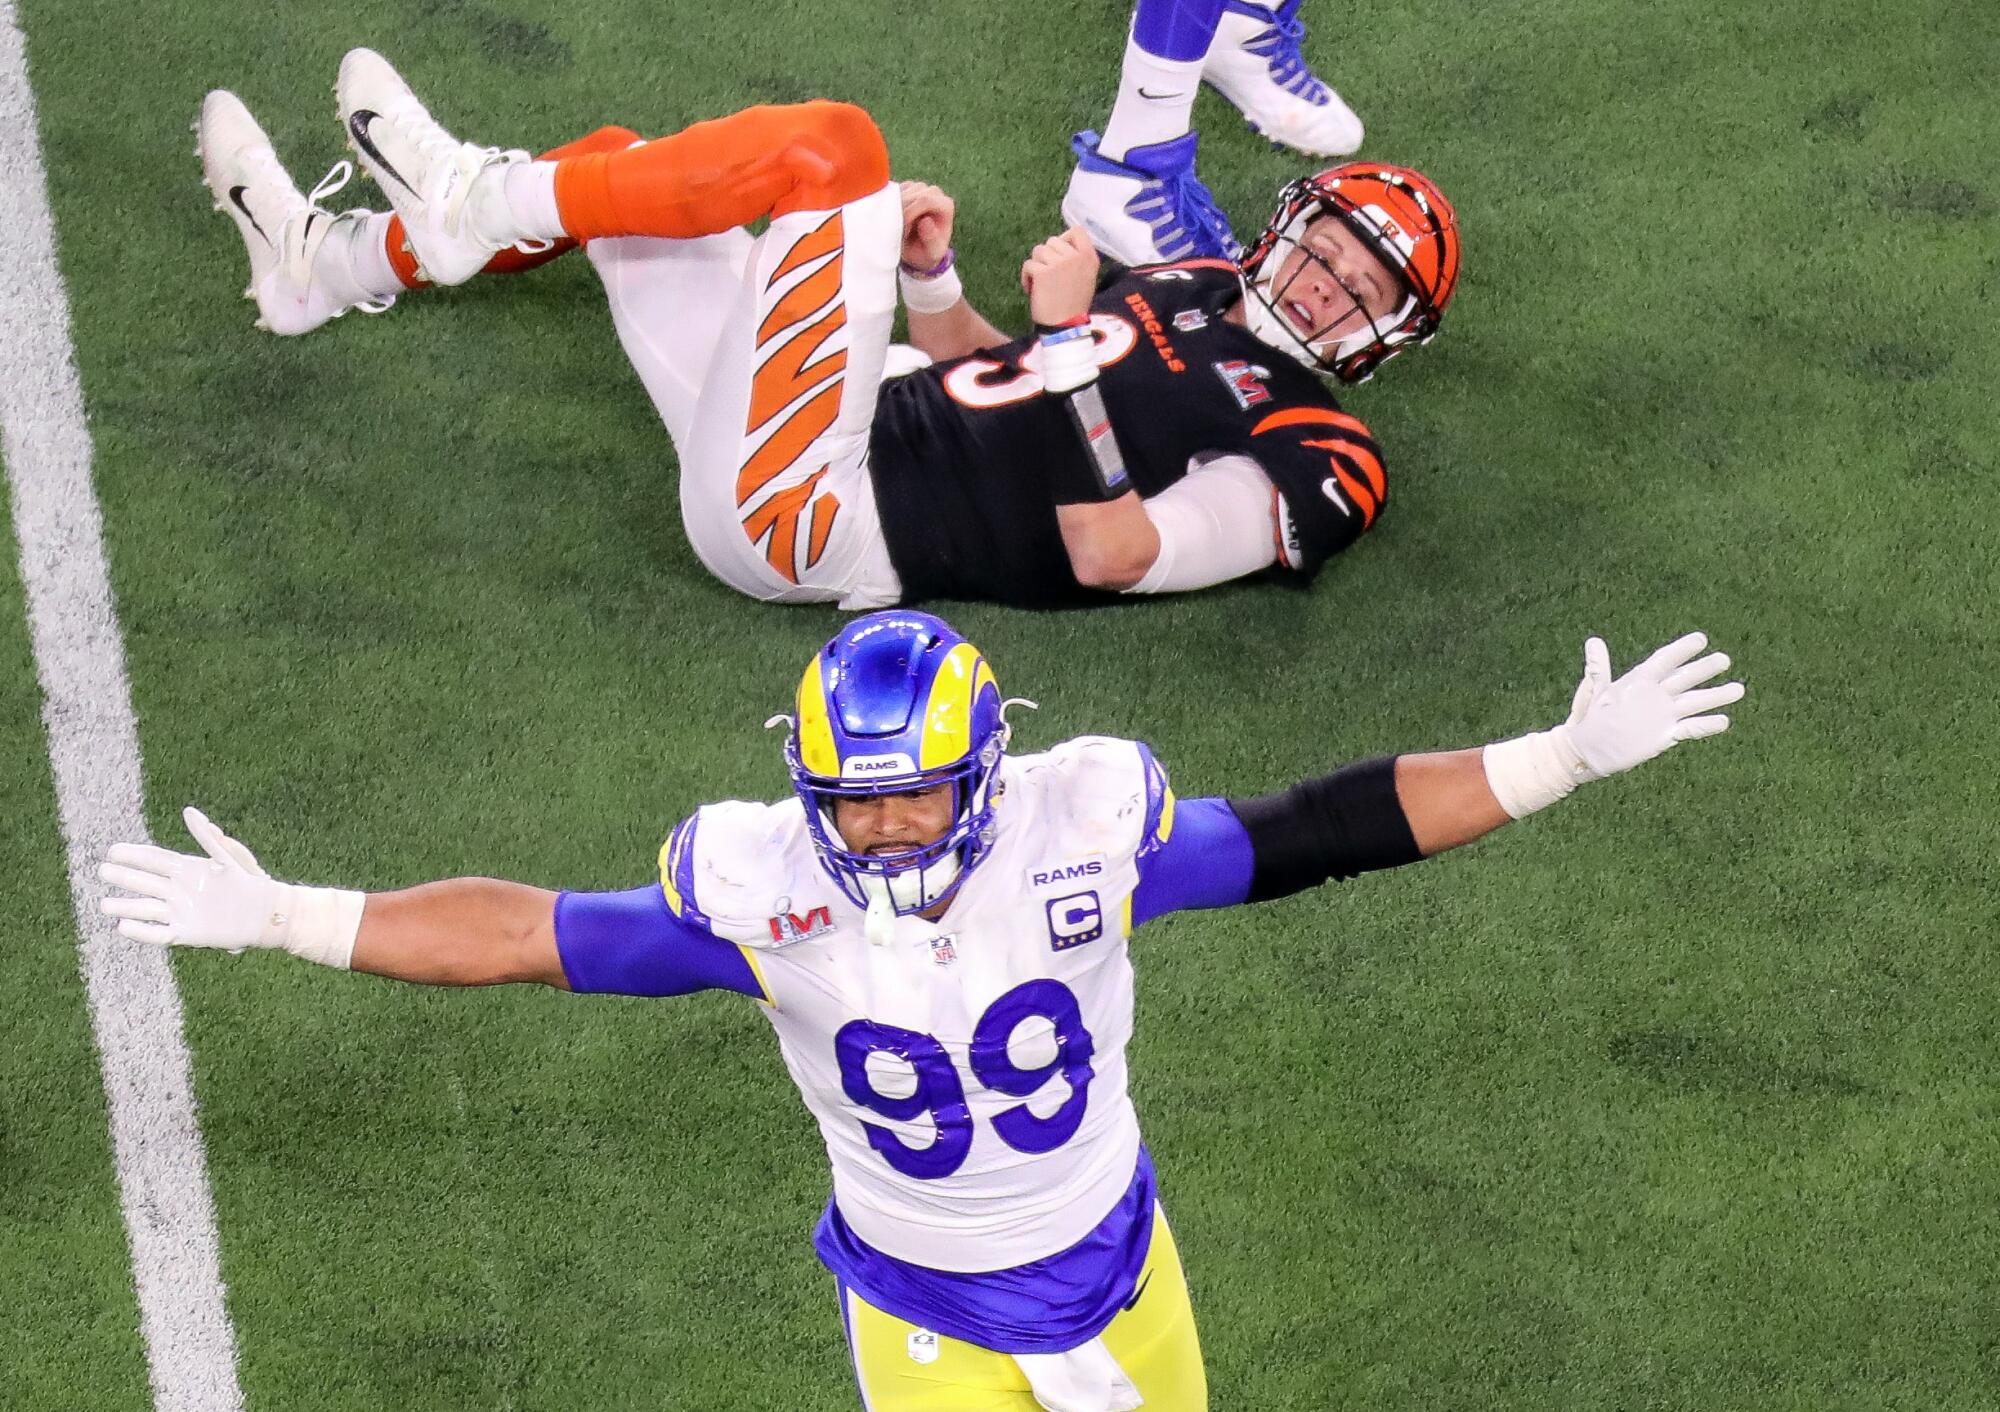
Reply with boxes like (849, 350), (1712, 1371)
(1227, 754), (1422, 903)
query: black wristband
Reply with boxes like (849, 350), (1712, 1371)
(1048, 383), (1133, 505)
(1228, 755), (1421, 902)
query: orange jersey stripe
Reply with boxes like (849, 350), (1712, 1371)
(1251, 406), (1342, 435)
(1251, 406), (1370, 439)
(736, 381), (842, 506)
(1302, 436), (1386, 501)
(1329, 462), (1377, 526)
(748, 303), (848, 432)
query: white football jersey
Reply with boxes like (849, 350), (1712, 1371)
(666, 735), (1168, 1273)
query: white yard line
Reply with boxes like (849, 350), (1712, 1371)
(0, 6), (246, 1410)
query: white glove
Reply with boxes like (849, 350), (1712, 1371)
(97, 807), (364, 968)
(1483, 632), (1745, 818)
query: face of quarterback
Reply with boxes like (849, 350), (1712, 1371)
(831, 782), (958, 859)
(1269, 214), (1404, 344)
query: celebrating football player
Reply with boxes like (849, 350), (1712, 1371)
(197, 49), (1455, 609)
(1065, 0), (1366, 265)
(101, 612), (1743, 1410)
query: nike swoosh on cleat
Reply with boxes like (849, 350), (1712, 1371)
(1121, 1272), (1153, 1312)
(347, 110), (415, 195)
(1137, 87), (1188, 100)
(227, 185), (269, 243)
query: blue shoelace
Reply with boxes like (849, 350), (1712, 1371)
(1237, 0), (1330, 104)
(1126, 168), (1241, 261)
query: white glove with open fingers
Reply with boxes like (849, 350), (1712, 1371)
(1483, 631), (1745, 819)
(97, 807), (365, 968)
(1562, 631), (1745, 779)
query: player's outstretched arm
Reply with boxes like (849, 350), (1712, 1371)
(1226, 633), (1744, 901)
(97, 809), (569, 988)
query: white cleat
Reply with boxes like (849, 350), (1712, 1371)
(335, 47), (525, 286)
(1061, 130), (1240, 267)
(196, 89), (390, 336)
(1203, 0), (1364, 157)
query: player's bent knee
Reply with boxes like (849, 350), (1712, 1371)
(809, 101), (887, 168)
(776, 101), (890, 213)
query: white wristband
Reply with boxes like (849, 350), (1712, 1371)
(1481, 724), (1595, 820)
(899, 265), (964, 314)
(274, 884), (367, 969)
(1037, 327), (1100, 394)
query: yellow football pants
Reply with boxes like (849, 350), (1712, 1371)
(839, 1204), (1207, 1411)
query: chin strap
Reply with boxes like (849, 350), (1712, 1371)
(858, 850), (965, 945)
(861, 878), (898, 947)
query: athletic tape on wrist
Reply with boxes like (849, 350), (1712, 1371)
(278, 885), (367, 969)
(1481, 726), (1594, 819)
(1037, 324), (1097, 393)
(898, 264), (964, 314)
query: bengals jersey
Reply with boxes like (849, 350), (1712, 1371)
(867, 259), (1389, 606)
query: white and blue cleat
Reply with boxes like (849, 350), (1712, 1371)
(1203, 0), (1364, 157)
(1061, 130), (1242, 268)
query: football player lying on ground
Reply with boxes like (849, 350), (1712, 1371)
(103, 613), (1743, 1412)
(1064, 0), (1368, 265)
(196, 48), (1457, 609)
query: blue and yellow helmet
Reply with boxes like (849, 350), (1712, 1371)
(784, 611), (1007, 917)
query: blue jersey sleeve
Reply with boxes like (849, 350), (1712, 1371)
(1131, 796), (1254, 927)
(555, 885), (770, 1001)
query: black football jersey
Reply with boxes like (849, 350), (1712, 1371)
(867, 259), (1388, 606)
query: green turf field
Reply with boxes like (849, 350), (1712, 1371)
(5, 0), (1997, 1406)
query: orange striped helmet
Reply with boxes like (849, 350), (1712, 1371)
(1239, 163), (1460, 384)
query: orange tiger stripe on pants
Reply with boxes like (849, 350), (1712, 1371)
(737, 214), (851, 580)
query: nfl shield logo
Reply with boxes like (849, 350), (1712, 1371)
(929, 934), (958, 967)
(908, 1329), (940, 1364)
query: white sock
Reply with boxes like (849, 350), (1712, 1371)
(288, 211), (406, 309)
(467, 160), (566, 245)
(1099, 37), (1204, 161)
(506, 161), (566, 239)
(336, 212), (410, 302)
